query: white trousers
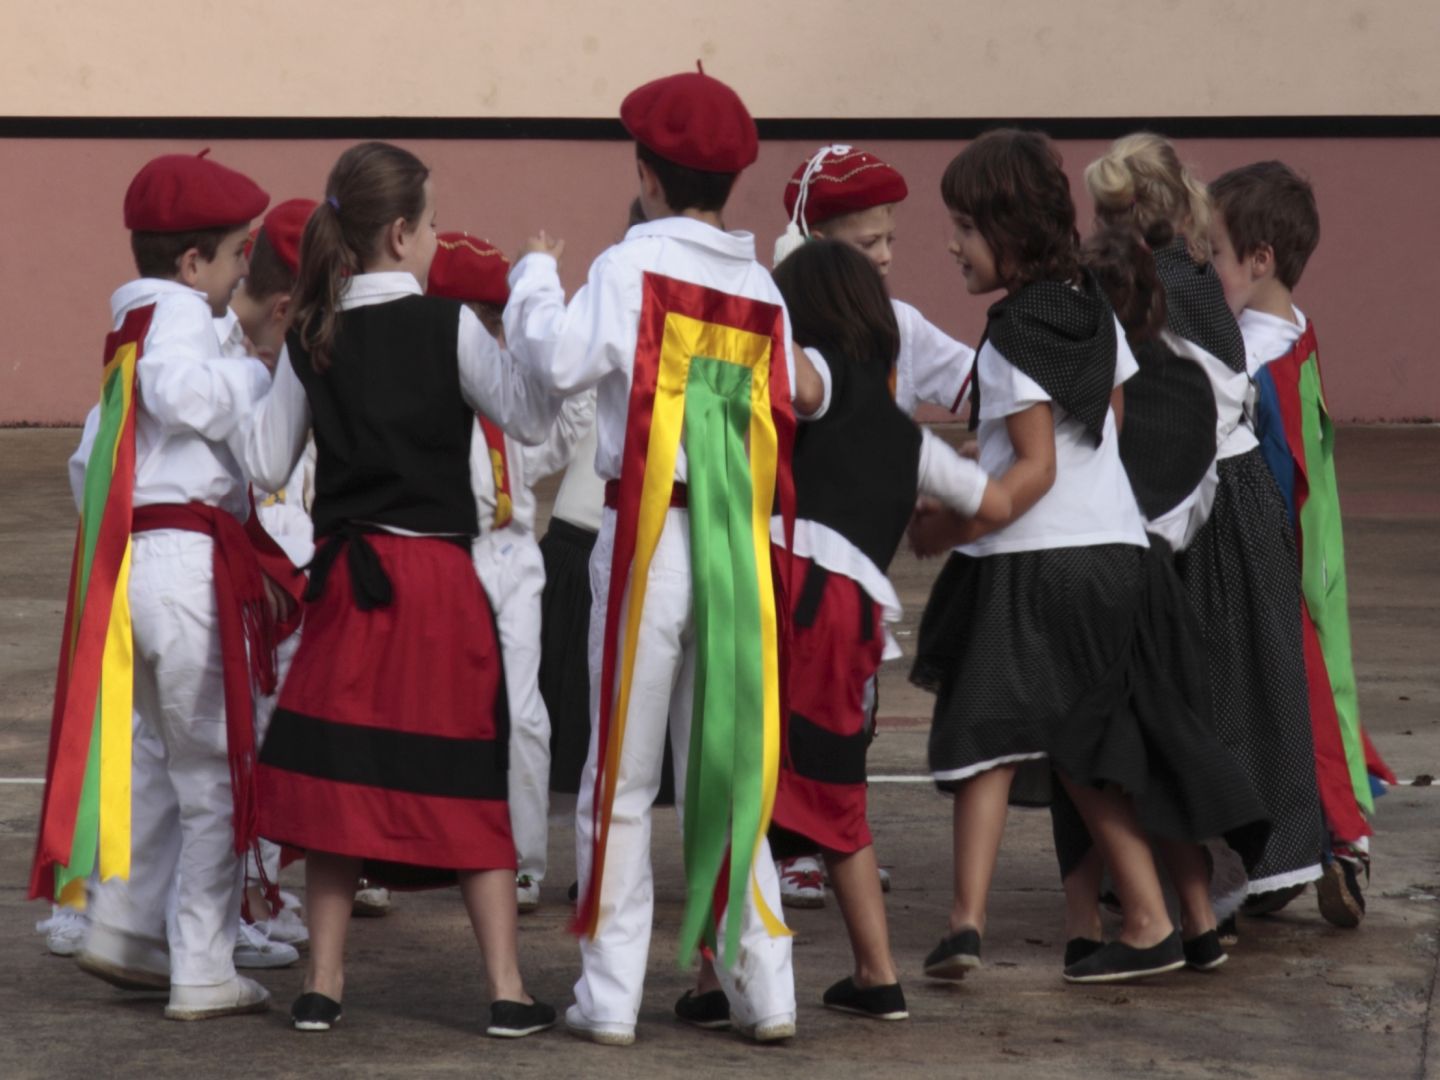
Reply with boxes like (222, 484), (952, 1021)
(87, 531), (243, 987)
(573, 508), (795, 1030)
(247, 630), (301, 889)
(473, 531), (552, 883)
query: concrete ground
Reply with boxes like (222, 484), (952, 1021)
(0, 426), (1436, 1080)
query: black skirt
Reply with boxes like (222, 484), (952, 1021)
(1175, 448), (1326, 891)
(911, 541), (1270, 864)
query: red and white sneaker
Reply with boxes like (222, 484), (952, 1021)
(777, 855), (825, 909)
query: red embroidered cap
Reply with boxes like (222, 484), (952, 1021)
(621, 63), (758, 173)
(782, 146), (909, 228)
(426, 232), (511, 306)
(258, 198), (318, 276)
(123, 149), (270, 232)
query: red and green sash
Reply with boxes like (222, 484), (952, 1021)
(30, 305), (154, 907)
(573, 273), (796, 966)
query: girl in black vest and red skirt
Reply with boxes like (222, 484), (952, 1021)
(242, 142), (557, 1037)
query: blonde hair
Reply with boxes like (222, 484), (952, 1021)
(1084, 133), (1213, 263)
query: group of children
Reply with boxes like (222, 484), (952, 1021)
(29, 64), (1384, 1045)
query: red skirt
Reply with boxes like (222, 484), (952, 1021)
(256, 532), (515, 881)
(772, 556), (885, 855)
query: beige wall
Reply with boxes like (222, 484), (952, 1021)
(6, 1), (1440, 118)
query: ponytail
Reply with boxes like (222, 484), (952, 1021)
(1084, 132), (1213, 264)
(292, 141), (430, 371)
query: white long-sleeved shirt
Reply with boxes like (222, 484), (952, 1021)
(69, 279), (272, 520)
(242, 271), (559, 496)
(471, 389), (596, 539)
(892, 298), (976, 419)
(503, 217), (801, 483)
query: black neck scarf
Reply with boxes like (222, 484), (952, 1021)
(1152, 237), (1247, 374)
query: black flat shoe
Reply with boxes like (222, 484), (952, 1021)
(1183, 930), (1227, 972)
(291, 991), (342, 1032)
(1217, 914), (1239, 947)
(1063, 937), (1104, 968)
(1062, 932), (1184, 984)
(923, 927), (981, 980)
(822, 977), (908, 1021)
(486, 999), (557, 1038)
(674, 988), (731, 1030)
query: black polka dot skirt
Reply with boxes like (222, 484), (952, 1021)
(911, 542), (1272, 865)
(1176, 447), (1327, 891)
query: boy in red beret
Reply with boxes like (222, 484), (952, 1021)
(770, 145), (978, 909)
(35, 151), (278, 1021)
(427, 231), (595, 917)
(505, 67), (826, 1046)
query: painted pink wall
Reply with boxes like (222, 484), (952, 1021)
(2, 135), (1435, 424)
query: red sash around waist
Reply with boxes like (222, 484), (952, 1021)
(132, 501), (278, 854)
(603, 479), (687, 510)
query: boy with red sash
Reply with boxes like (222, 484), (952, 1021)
(504, 67), (827, 1045)
(31, 151), (278, 1020)
(1210, 161), (1395, 929)
(427, 232), (595, 913)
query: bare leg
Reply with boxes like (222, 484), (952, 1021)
(244, 883), (273, 922)
(1056, 778), (1172, 949)
(1157, 839), (1217, 939)
(303, 851), (362, 1001)
(695, 955), (721, 995)
(825, 845), (898, 987)
(459, 869), (531, 1004)
(1061, 846), (1104, 941)
(949, 765), (1016, 935)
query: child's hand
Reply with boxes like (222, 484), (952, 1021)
(959, 438), (980, 461)
(908, 499), (981, 557)
(262, 574), (296, 624)
(517, 231), (565, 264)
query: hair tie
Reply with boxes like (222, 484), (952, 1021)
(327, 195), (340, 211)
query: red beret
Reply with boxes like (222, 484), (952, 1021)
(123, 149), (269, 233)
(783, 146), (909, 229)
(258, 198), (317, 277)
(426, 233), (511, 306)
(621, 65), (757, 173)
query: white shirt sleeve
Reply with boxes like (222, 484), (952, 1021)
(896, 300), (976, 414)
(977, 343), (1052, 420)
(519, 388), (597, 481)
(1114, 319), (1140, 386)
(799, 347), (834, 422)
(503, 252), (632, 397)
(241, 346), (312, 493)
(136, 297), (272, 441)
(917, 427), (988, 518)
(458, 305), (560, 446)
(69, 406), (101, 511)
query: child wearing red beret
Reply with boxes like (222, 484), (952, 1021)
(427, 231), (595, 916)
(35, 150), (279, 1020)
(770, 144), (979, 909)
(504, 67), (827, 1046)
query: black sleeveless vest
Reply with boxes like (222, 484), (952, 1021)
(794, 349), (922, 575)
(288, 295), (479, 539)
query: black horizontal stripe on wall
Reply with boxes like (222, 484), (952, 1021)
(261, 709), (507, 801)
(1, 116), (1438, 140)
(788, 713), (870, 787)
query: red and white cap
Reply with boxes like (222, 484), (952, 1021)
(782, 145), (908, 230)
(123, 149), (269, 232)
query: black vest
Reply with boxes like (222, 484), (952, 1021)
(794, 350), (921, 575)
(289, 295), (479, 539)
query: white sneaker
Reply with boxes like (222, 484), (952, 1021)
(352, 881), (392, 917)
(164, 975), (271, 1021)
(36, 904), (89, 957)
(517, 874), (540, 913)
(76, 922), (170, 990)
(253, 904), (309, 949)
(777, 855), (825, 909)
(737, 1012), (797, 1043)
(234, 920), (300, 969)
(564, 1003), (635, 1046)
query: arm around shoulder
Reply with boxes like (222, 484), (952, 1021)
(239, 346), (311, 493)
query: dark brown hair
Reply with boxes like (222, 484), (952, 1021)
(241, 228), (295, 301)
(636, 144), (737, 213)
(773, 239), (899, 373)
(941, 129), (1080, 289)
(130, 227), (229, 279)
(1209, 160), (1319, 289)
(293, 141), (430, 370)
(1081, 221), (1172, 343)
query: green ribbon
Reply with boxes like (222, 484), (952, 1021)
(678, 356), (765, 967)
